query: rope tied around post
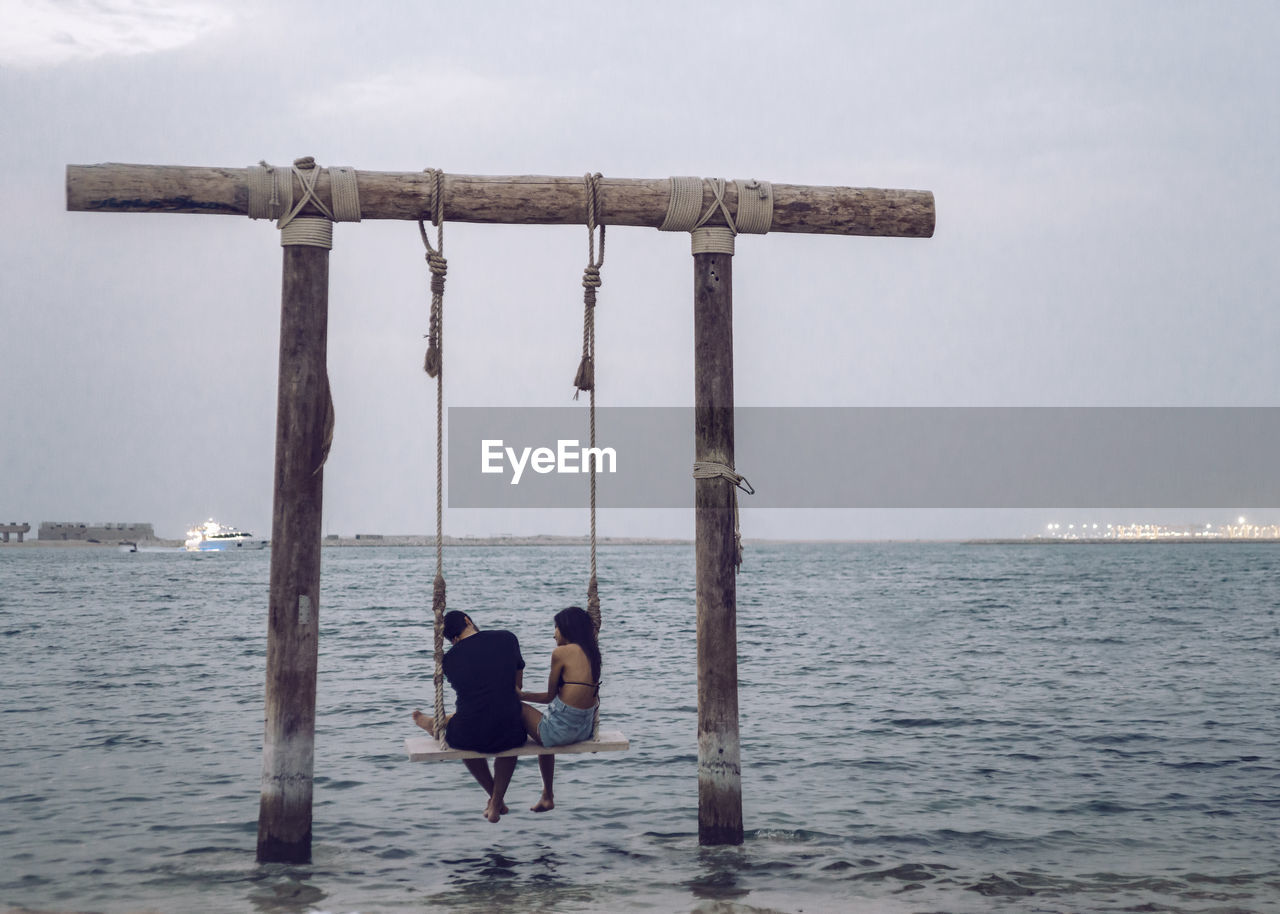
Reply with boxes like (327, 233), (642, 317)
(247, 156), (362, 249)
(692, 460), (754, 571)
(660, 176), (773, 256)
(417, 167), (449, 745)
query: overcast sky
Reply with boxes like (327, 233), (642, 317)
(2, 0), (1278, 540)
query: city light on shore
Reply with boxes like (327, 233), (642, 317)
(1039, 519), (1280, 540)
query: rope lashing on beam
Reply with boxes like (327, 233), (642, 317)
(660, 176), (773, 256)
(247, 161), (291, 219)
(660, 176), (703, 231)
(328, 166), (361, 223)
(692, 460), (755, 571)
(417, 167), (449, 745)
(246, 157), (361, 248)
(734, 179), (773, 233)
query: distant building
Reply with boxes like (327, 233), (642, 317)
(39, 521), (156, 543)
(1, 522), (31, 543)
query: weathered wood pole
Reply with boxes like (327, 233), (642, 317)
(66, 164), (935, 239)
(693, 238), (744, 846)
(256, 238), (330, 863)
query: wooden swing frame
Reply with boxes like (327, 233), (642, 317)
(65, 161), (934, 858)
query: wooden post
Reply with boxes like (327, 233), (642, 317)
(256, 241), (330, 864)
(693, 241), (744, 846)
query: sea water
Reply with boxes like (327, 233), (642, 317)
(1, 542), (1277, 913)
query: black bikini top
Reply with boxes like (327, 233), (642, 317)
(559, 676), (600, 695)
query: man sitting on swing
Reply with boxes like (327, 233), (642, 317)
(412, 610), (528, 823)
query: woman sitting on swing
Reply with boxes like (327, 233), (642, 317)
(518, 606), (601, 812)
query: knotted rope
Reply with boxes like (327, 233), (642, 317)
(418, 167), (449, 745)
(573, 173), (605, 399)
(659, 176), (773, 256)
(247, 157), (361, 248)
(573, 173), (606, 739)
(692, 460), (755, 571)
(419, 169), (447, 380)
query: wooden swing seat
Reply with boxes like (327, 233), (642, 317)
(405, 729), (629, 762)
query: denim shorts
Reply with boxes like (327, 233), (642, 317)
(538, 696), (596, 747)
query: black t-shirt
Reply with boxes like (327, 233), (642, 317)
(442, 629), (528, 753)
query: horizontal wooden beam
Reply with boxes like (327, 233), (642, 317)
(66, 163), (934, 239)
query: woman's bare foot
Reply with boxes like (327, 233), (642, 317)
(411, 710), (434, 732)
(531, 792), (555, 813)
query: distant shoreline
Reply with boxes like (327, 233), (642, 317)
(321, 535), (693, 547)
(6, 535), (1280, 549)
(966, 537), (1280, 545)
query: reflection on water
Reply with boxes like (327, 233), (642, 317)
(688, 847), (753, 901)
(248, 869), (328, 914)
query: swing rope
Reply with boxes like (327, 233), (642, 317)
(415, 171), (612, 749)
(418, 168), (448, 744)
(574, 173), (605, 738)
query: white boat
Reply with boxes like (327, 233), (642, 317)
(184, 519), (266, 552)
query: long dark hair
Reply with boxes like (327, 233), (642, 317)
(555, 606), (601, 682)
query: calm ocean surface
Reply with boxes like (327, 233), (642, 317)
(1, 542), (1278, 914)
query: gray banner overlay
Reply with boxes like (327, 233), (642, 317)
(447, 407), (1280, 508)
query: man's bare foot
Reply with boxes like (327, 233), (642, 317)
(483, 798), (503, 823)
(531, 793), (555, 813)
(411, 710), (434, 732)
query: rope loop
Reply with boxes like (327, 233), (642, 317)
(419, 169), (447, 380)
(574, 173), (605, 399)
